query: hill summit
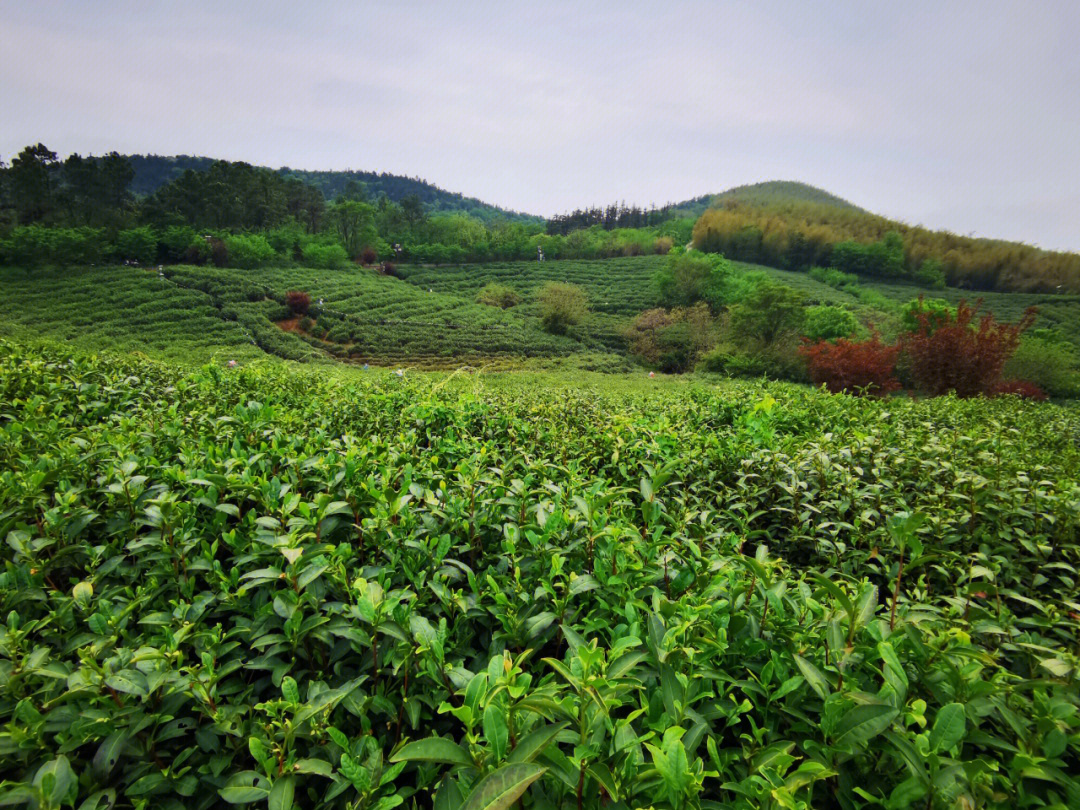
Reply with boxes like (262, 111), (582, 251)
(670, 180), (864, 219)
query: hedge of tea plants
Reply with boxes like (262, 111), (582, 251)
(1, 340), (1078, 809)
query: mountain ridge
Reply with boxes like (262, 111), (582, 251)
(125, 155), (860, 227)
(123, 154), (543, 224)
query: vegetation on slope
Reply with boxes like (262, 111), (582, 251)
(692, 201), (1080, 293)
(669, 180), (864, 219)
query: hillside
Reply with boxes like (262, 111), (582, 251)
(3, 254), (1076, 398)
(669, 180), (864, 219)
(123, 154), (542, 223)
(0, 258), (659, 369)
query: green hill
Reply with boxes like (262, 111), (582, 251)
(123, 154), (542, 223)
(669, 180), (863, 219)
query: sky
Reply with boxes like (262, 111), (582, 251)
(2, 0), (1079, 251)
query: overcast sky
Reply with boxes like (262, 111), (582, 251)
(2, 1), (1078, 250)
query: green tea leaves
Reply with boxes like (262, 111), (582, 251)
(459, 764), (547, 810)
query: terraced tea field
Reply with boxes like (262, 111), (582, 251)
(0, 260), (653, 368)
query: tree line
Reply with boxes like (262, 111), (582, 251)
(546, 202), (678, 235)
(3, 142), (1077, 294)
(0, 144), (686, 270)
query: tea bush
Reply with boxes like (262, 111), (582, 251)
(1, 341), (1077, 809)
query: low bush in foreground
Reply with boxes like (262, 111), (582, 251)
(0, 341), (1077, 810)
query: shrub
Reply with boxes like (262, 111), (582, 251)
(476, 282), (521, 309)
(804, 305), (860, 342)
(729, 280), (806, 346)
(701, 348), (802, 380)
(900, 298), (1037, 397)
(225, 234), (276, 269)
(381, 261), (399, 277)
(286, 290), (311, 316)
(653, 236), (674, 254)
(800, 335), (901, 396)
(299, 316), (314, 332)
(537, 281), (588, 334)
(51, 227), (106, 265)
(302, 242), (349, 269)
(623, 308), (678, 363)
(992, 379), (1048, 400)
(183, 239), (211, 265)
(900, 298), (955, 334)
(6, 226), (55, 267)
(360, 246), (378, 265)
(114, 226), (158, 265)
(654, 252), (729, 310)
(913, 258), (947, 289)
(265, 225), (307, 258)
(160, 226), (200, 262)
(209, 237), (229, 267)
(832, 231), (905, 279)
(655, 322), (696, 372)
(624, 303), (714, 369)
(1002, 336), (1079, 398)
(809, 266), (858, 289)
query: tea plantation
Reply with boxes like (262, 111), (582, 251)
(1, 339), (1078, 809)
(0, 260), (660, 369)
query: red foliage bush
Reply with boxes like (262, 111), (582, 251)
(360, 246), (378, 265)
(381, 261), (399, 277)
(799, 335), (901, 396)
(991, 379), (1048, 400)
(285, 290), (311, 316)
(900, 298), (1037, 397)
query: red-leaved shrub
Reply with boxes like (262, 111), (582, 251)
(991, 379), (1048, 400)
(900, 299), (1037, 397)
(285, 290), (311, 316)
(799, 335), (901, 396)
(360, 246), (378, 265)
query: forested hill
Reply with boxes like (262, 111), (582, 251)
(668, 180), (864, 219)
(123, 154), (541, 223)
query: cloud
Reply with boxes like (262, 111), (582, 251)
(1, 0), (1078, 248)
